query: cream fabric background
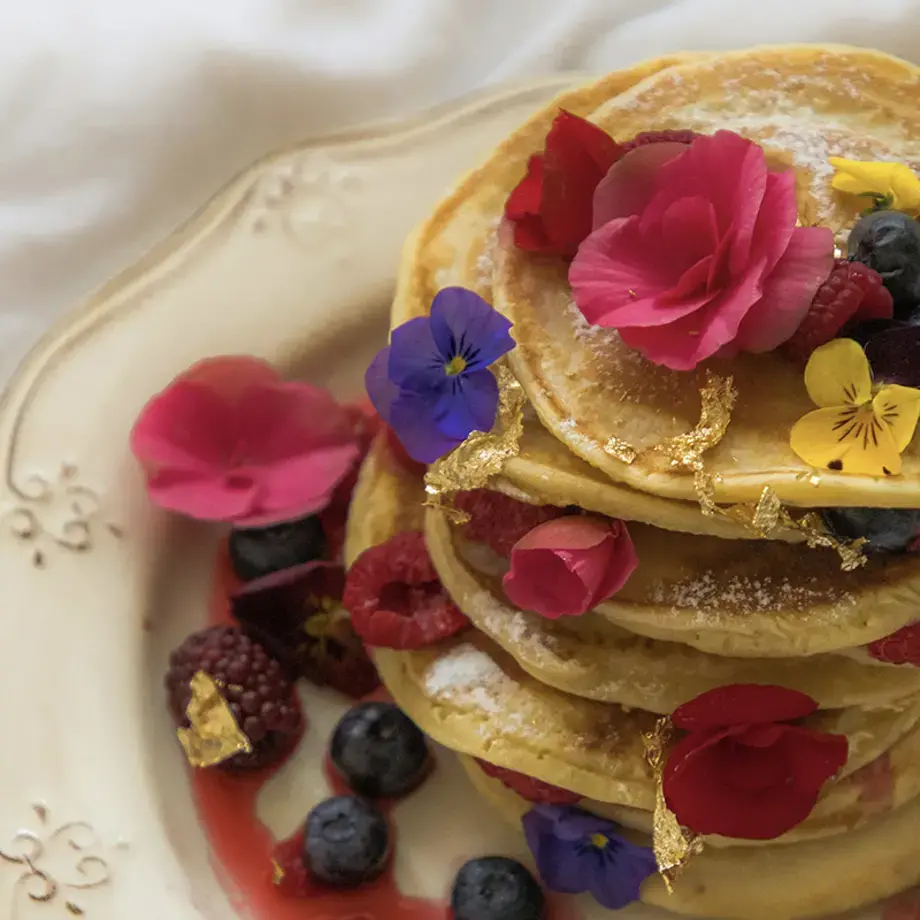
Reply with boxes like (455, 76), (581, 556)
(1, 0), (918, 378)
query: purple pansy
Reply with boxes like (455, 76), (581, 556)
(863, 324), (920, 387)
(522, 804), (657, 910)
(365, 287), (515, 464)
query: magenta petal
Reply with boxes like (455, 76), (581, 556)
(734, 226), (834, 353)
(179, 355), (280, 396)
(130, 382), (237, 471)
(502, 517), (638, 619)
(592, 142), (687, 229)
(146, 469), (261, 521)
(239, 444), (359, 524)
(570, 219), (706, 328)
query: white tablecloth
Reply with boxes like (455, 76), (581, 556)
(1, 0), (917, 380)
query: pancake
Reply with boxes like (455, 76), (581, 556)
(493, 46), (920, 509)
(462, 748), (920, 920)
(390, 54), (810, 543)
(424, 507), (920, 708)
(459, 715), (920, 849)
(347, 436), (920, 824)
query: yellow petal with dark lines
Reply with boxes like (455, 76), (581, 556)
(872, 384), (920, 451)
(790, 405), (903, 476)
(803, 339), (872, 409)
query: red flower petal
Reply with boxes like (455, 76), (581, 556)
(672, 684), (818, 732)
(540, 111), (621, 255)
(503, 111), (620, 258)
(502, 516), (637, 618)
(505, 155), (544, 219)
(663, 722), (846, 839)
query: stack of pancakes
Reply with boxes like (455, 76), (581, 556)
(344, 47), (920, 919)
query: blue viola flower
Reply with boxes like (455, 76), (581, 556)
(365, 287), (515, 463)
(522, 804), (657, 910)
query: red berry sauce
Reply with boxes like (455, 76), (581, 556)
(190, 543), (579, 920)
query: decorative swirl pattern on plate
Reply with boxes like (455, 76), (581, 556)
(1, 805), (112, 918)
(2, 464), (123, 567)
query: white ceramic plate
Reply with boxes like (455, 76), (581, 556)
(0, 74), (910, 920)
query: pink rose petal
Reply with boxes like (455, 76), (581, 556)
(570, 131), (834, 369)
(592, 142), (687, 229)
(502, 516), (638, 619)
(734, 225), (835, 353)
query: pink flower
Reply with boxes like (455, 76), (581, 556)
(502, 516), (638, 619)
(130, 356), (359, 526)
(569, 131), (835, 371)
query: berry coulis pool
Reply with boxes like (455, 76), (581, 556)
(190, 545), (578, 919)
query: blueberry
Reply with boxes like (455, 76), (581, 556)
(820, 507), (920, 555)
(330, 702), (430, 798)
(228, 515), (326, 581)
(847, 210), (920, 318)
(451, 857), (545, 920)
(303, 796), (389, 888)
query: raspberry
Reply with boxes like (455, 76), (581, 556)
(475, 759), (581, 805)
(867, 623), (920, 666)
(165, 625), (305, 770)
(453, 490), (563, 556)
(784, 259), (894, 363)
(343, 531), (469, 649)
(618, 129), (700, 156)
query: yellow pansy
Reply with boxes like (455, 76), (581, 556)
(790, 339), (920, 476)
(829, 158), (920, 214)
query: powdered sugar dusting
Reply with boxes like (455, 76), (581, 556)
(424, 642), (511, 714)
(650, 571), (857, 623)
(566, 300), (620, 348)
(475, 216), (502, 291)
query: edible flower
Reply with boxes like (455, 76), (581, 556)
(130, 356), (359, 526)
(504, 111), (620, 258)
(522, 804), (657, 909)
(789, 338), (920, 476)
(663, 685), (848, 840)
(231, 562), (379, 698)
(502, 515), (637, 619)
(829, 158), (920, 214)
(864, 325), (920, 388)
(570, 131), (834, 371)
(364, 287), (515, 464)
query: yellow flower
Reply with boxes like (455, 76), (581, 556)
(829, 158), (920, 214)
(790, 339), (920, 476)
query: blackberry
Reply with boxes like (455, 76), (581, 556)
(165, 625), (304, 770)
(228, 515), (327, 582)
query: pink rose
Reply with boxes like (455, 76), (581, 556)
(569, 131), (834, 371)
(502, 516), (638, 619)
(130, 355), (359, 526)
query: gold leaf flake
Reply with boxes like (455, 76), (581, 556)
(653, 372), (737, 473)
(604, 436), (638, 465)
(424, 363), (526, 516)
(785, 510), (867, 572)
(272, 859), (286, 886)
(642, 717), (702, 890)
(177, 671), (253, 769)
